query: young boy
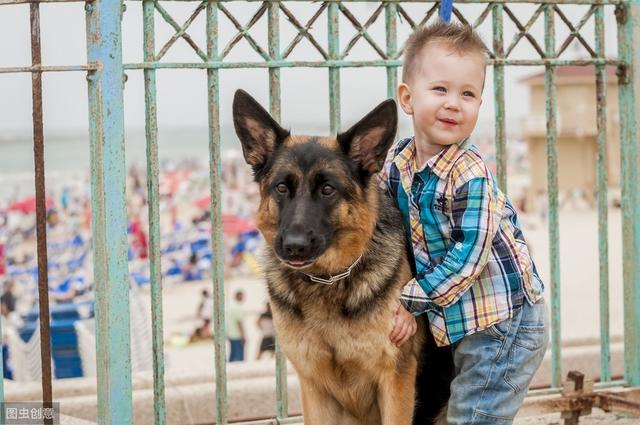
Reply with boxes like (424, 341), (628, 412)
(381, 22), (549, 424)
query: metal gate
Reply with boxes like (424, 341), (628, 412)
(0, 0), (639, 424)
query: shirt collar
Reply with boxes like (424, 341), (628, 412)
(393, 138), (471, 193)
(424, 139), (470, 179)
(392, 137), (418, 196)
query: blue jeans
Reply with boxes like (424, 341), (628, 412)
(446, 299), (549, 424)
(228, 339), (245, 362)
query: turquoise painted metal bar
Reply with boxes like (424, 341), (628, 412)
(84, 0), (133, 423)
(268, 1), (289, 420)
(492, 3), (507, 192)
(555, 4), (597, 57)
(328, 1), (340, 134)
(0, 58), (625, 75)
(617, 0), (640, 387)
(143, 0), (167, 422)
(594, 3), (611, 384)
(155, 0), (208, 62)
(207, 2), (228, 423)
(339, 3), (386, 60)
(385, 2), (398, 100)
(219, 2), (269, 61)
(544, 3), (562, 389)
(280, 2), (328, 60)
(117, 58), (622, 71)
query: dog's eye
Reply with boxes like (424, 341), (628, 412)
(321, 184), (335, 196)
(276, 183), (288, 194)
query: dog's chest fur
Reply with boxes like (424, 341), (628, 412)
(262, 201), (421, 417)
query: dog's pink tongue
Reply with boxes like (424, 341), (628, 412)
(288, 260), (306, 266)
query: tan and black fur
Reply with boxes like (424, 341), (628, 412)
(233, 90), (451, 425)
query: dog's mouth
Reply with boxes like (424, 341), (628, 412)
(274, 252), (318, 269)
(281, 258), (316, 270)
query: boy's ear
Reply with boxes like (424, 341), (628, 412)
(337, 99), (397, 175)
(397, 83), (413, 115)
(232, 90), (290, 173)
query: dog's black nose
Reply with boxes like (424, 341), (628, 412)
(282, 232), (313, 258)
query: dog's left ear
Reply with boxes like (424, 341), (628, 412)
(233, 89), (290, 173)
(337, 99), (397, 175)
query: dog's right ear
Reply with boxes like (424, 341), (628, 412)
(337, 99), (397, 175)
(233, 90), (290, 173)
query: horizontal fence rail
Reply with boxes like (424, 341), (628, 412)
(0, 1), (639, 424)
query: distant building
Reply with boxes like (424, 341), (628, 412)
(521, 65), (621, 209)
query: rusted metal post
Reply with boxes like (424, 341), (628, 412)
(142, 0), (166, 423)
(268, 1), (289, 420)
(616, 0), (640, 387)
(30, 4), (53, 423)
(206, 2), (228, 424)
(544, 2), (562, 389)
(328, 1), (340, 134)
(594, 3), (611, 384)
(493, 2), (507, 192)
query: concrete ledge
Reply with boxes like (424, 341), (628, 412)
(531, 342), (624, 389)
(3, 342), (627, 424)
(60, 414), (97, 425)
(54, 375), (302, 425)
(4, 359), (287, 402)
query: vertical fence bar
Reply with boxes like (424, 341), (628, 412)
(207, 1), (228, 423)
(142, 1), (166, 423)
(269, 1), (289, 420)
(85, 1), (133, 423)
(328, 1), (340, 134)
(385, 2), (397, 100)
(492, 3), (507, 192)
(544, 3), (562, 389)
(29, 5), (53, 423)
(617, 0), (640, 387)
(594, 3), (610, 384)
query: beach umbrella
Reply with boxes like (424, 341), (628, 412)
(194, 194), (211, 209)
(222, 214), (255, 235)
(7, 196), (53, 214)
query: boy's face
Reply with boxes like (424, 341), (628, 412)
(398, 42), (485, 152)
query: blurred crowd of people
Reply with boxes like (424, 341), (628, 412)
(0, 154), (265, 364)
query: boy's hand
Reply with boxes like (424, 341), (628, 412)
(389, 302), (417, 347)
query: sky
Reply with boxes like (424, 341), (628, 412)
(0, 1), (621, 141)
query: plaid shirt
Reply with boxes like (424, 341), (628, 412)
(379, 137), (544, 347)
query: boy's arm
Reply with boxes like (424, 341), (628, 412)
(402, 176), (505, 310)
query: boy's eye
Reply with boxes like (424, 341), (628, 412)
(433, 86), (446, 92)
(463, 91), (476, 98)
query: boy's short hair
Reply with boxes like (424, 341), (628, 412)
(402, 21), (488, 83)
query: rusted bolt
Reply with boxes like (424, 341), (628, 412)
(86, 71), (97, 82)
(615, 4), (627, 25)
(85, 2), (93, 13)
(123, 73), (128, 84)
(616, 64), (629, 85)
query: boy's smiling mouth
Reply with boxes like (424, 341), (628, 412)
(438, 117), (458, 126)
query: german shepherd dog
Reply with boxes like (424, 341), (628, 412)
(233, 90), (451, 424)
